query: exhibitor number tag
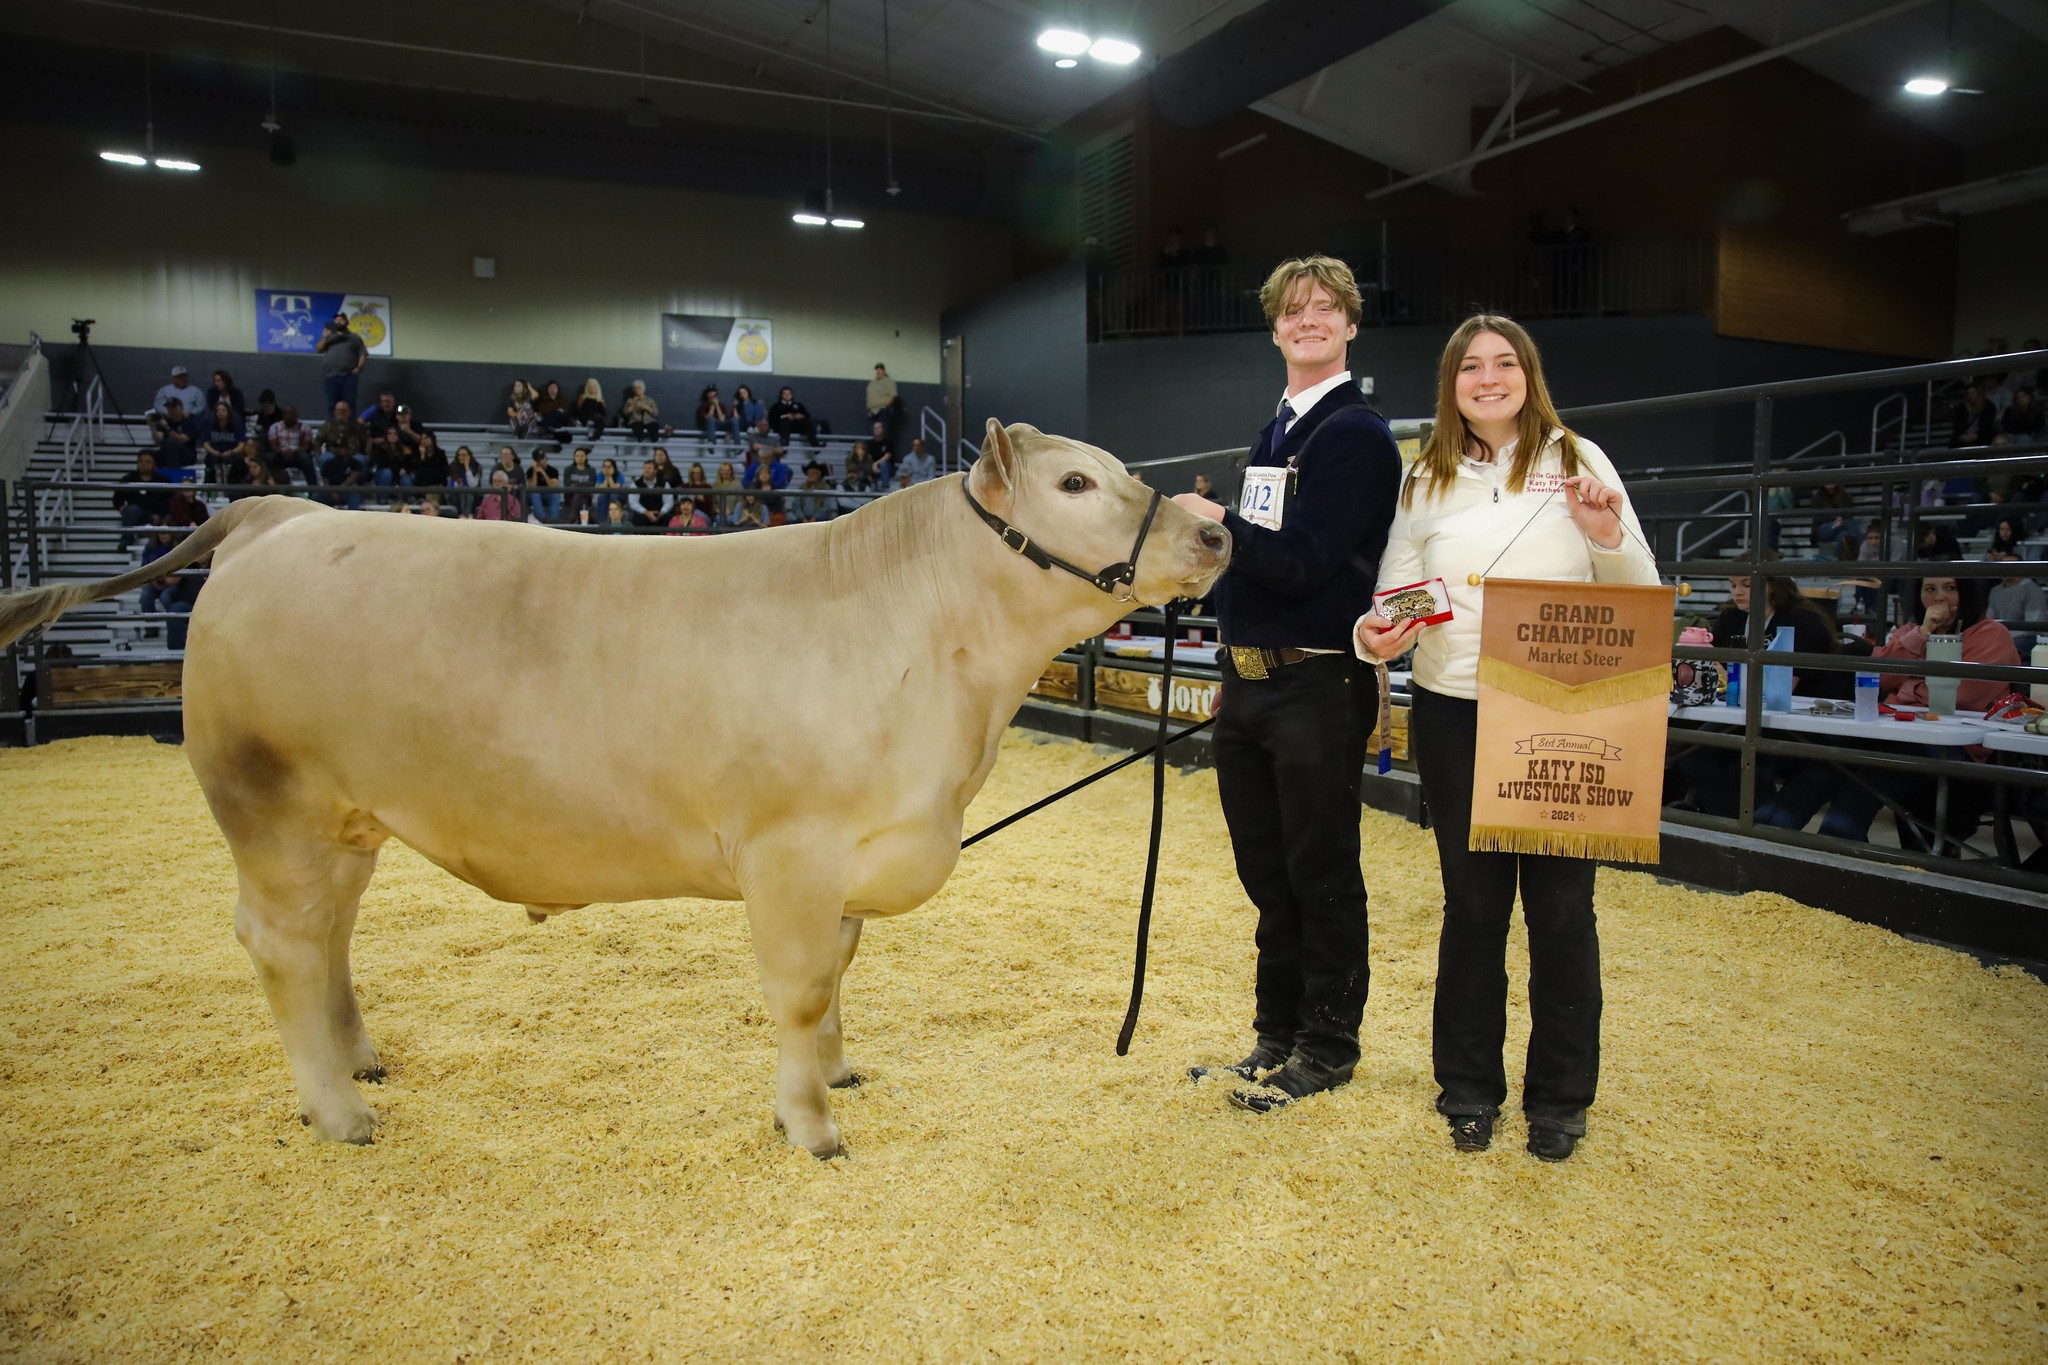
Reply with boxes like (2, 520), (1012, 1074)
(1239, 466), (1288, 530)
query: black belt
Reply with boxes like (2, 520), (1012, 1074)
(1222, 645), (1322, 680)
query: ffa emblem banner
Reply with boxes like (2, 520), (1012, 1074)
(662, 314), (774, 373)
(255, 291), (394, 355)
(1468, 578), (1675, 863)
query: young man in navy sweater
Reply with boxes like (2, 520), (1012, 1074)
(1173, 255), (1403, 1112)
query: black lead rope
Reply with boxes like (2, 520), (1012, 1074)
(1116, 600), (1180, 1055)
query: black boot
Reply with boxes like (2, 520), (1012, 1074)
(1227, 1057), (1348, 1114)
(1527, 1125), (1580, 1162)
(1188, 1043), (1289, 1085)
(1448, 1112), (1494, 1152)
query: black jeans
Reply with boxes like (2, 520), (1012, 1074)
(1213, 651), (1373, 1076)
(1410, 685), (1601, 1135)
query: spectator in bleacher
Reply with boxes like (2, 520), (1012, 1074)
(835, 465), (873, 517)
(1192, 472), (1217, 502)
(726, 492), (769, 530)
(493, 445), (525, 490)
(769, 386), (819, 446)
(507, 379), (539, 435)
(2003, 387), (2042, 442)
(154, 397), (206, 478)
(113, 451), (172, 544)
(203, 401), (246, 484)
(477, 470), (525, 523)
(234, 457), (280, 499)
(683, 462), (713, 518)
(447, 445), (485, 516)
(318, 313), (368, 414)
(252, 389), (281, 457)
(575, 379), (608, 441)
(527, 449), (563, 523)
(139, 529), (202, 651)
(732, 385), (765, 435)
(872, 444), (896, 489)
(593, 456), (626, 523)
(696, 385), (733, 447)
(1711, 563), (1848, 697)
(165, 486), (210, 531)
(603, 500), (630, 533)
(1949, 383), (2000, 448)
(651, 448), (683, 488)
(315, 399), (368, 464)
(562, 446), (598, 523)
(206, 369), (246, 423)
(413, 430), (450, 491)
(631, 459), (673, 528)
(844, 440), (875, 488)
(1917, 524), (1963, 561)
(1988, 513), (2029, 558)
(1195, 225), (1228, 266)
(265, 405), (314, 484)
(320, 438), (369, 509)
(713, 461), (743, 519)
(869, 416), (895, 459)
(535, 380), (572, 437)
(1987, 548), (2046, 625)
(618, 380), (660, 444)
(750, 415), (781, 452)
(900, 437), (937, 485)
(152, 363), (205, 419)
(866, 364), (899, 450)
(1809, 482), (1859, 559)
(796, 460), (833, 521)
(1157, 227), (1187, 269)
(666, 499), (710, 534)
(758, 446), (792, 492)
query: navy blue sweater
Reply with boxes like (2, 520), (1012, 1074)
(1213, 384), (1402, 651)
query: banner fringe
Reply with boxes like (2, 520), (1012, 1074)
(1476, 658), (1671, 714)
(1468, 823), (1661, 864)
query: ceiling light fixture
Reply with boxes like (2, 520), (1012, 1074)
(792, 212), (829, 226)
(1036, 28), (1091, 56)
(1087, 37), (1141, 65)
(153, 158), (202, 172)
(99, 150), (148, 166)
(98, 56), (201, 174)
(794, 2), (865, 230)
(1054, 57), (1078, 69)
(1904, 75), (1948, 95)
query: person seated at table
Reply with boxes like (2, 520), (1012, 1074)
(1756, 575), (2017, 845)
(1673, 562), (1848, 819)
(1986, 548), (2047, 626)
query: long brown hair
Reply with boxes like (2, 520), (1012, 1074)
(1404, 313), (1580, 507)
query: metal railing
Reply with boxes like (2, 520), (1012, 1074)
(1092, 237), (1711, 340)
(919, 406), (950, 474)
(14, 376), (100, 586)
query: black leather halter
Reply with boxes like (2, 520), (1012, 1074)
(962, 478), (1164, 603)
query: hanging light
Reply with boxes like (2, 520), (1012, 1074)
(99, 151), (148, 166)
(1903, 75), (1948, 95)
(1036, 29), (1091, 56)
(792, 1), (865, 231)
(97, 57), (200, 173)
(1087, 37), (1142, 64)
(1054, 57), (1079, 69)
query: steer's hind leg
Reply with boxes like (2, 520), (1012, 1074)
(228, 822), (383, 1143)
(741, 852), (853, 1158)
(819, 916), (864, 1089)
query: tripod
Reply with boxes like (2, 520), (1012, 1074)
(66, 319), (125, 419)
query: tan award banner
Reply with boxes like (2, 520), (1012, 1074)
(1469, 578), (1676, 863)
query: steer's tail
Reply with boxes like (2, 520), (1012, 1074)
(0, 495), (290, 650)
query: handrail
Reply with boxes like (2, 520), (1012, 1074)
(918, 406), (949, 474)
(1560, 348), (2048, 421)
(1870, 392), (1908, 456)
(12, 376), (97, 584)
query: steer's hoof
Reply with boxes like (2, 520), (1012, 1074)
(300, 1101), (378, 1145)
(813, 1143), (848, 1162)
(353, 1063), (387, 1084)
(827, 1071), (865, 1090)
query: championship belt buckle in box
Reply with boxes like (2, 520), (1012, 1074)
(1373, 578), (1454, 628)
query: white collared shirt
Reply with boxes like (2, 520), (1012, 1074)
(1278, 370), (1355, 435)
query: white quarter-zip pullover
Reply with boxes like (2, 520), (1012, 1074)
(1366, 432), (1661, 699)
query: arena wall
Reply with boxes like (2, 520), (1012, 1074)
(0, 121), (1014, 388)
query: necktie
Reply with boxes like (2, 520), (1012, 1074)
(1264, 400), (1296, 459)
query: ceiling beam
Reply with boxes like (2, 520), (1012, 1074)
(1368, 0), (1941, 200)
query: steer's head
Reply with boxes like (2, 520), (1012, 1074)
(968, 419), (1230, 605)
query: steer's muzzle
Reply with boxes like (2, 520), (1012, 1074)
(1177, 518), (1231, 598)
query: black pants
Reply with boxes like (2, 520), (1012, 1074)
(1410, 685), (1601, 1135)
(1213, 651), (1373, 1076)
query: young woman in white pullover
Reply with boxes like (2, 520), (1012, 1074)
(1356, 314), (1659, 1163)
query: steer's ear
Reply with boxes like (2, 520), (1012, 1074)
(978, 417), (1020, 496)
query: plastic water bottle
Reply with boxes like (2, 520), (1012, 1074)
(1763, 626), (1795, 713)
(1855, 671), (1880, 723)
(1926, 635), (1962, 714)
(1725, 661), (1741, 707)
(2031, 642), (2048, 707)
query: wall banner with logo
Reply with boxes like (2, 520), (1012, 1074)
(1468, 578), (1676, 864)
(255, 291), (394, 356)
(663, 314), (774, 374)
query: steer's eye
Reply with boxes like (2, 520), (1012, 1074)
(1060, 474), (1092, 494)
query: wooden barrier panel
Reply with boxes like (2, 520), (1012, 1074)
(48, 662), (183, 703)
(1030, 659), (1410, 761)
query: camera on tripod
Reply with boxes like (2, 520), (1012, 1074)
(71, 319), (95, 340)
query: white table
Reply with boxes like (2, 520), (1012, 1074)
(1670, 697), (1990, 748)
(1099, 638), (1220, 665)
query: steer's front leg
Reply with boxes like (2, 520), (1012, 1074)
(818, 915), (865, 1089)
(741, 852), (852, 1158)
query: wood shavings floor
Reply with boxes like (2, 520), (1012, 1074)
(1, 733), (2043, 1363)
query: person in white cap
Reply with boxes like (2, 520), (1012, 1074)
(153, 364), (205, 420)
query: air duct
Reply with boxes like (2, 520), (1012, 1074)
(1152, 0), (1450, 128)
(1843, 164), (2048, 235)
